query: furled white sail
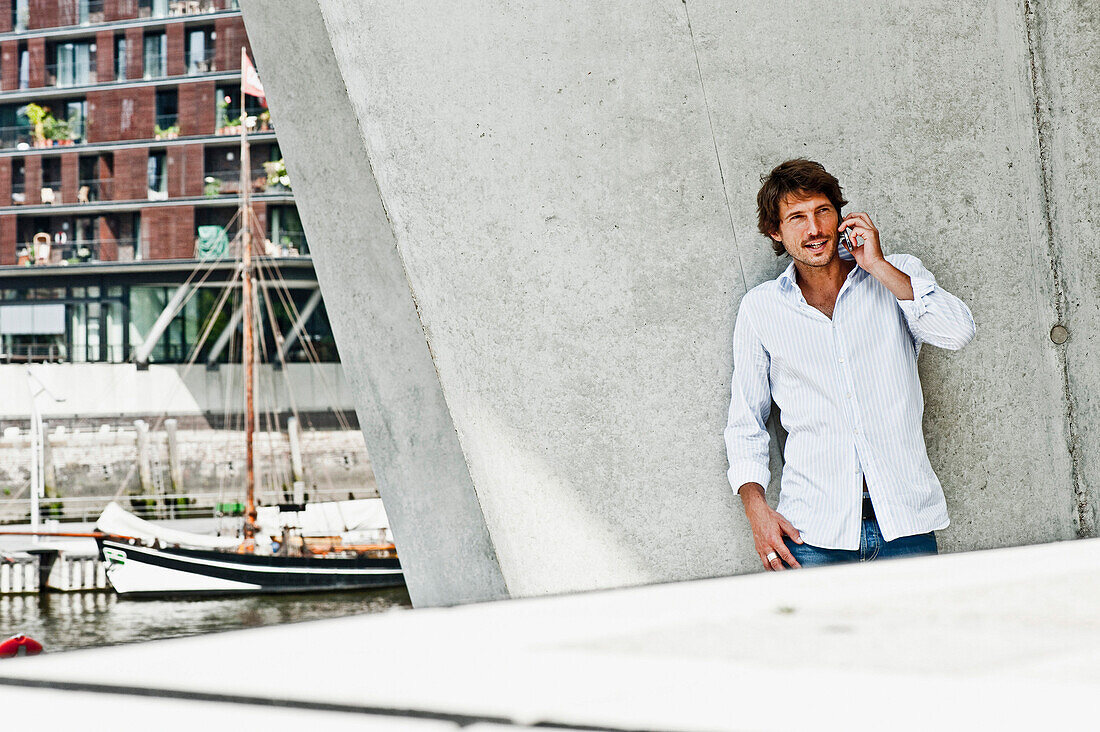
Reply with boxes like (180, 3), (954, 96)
(96, 502), (243, 550)
(256, 498), (391, 539)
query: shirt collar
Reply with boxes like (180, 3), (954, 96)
(776, 257), (863, 291)
(777, 260), (798, 290)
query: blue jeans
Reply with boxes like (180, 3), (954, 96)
(782, 518), (937, 568)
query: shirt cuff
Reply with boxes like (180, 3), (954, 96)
(727, 461), (771, 494)
(897, 275), (936, 319)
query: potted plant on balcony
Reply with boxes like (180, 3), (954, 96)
(154, 123), (180, 140)
(263, 158), (291, 191)
(258, 109), (271, 132)
(23, 103), (50, 147)
(44, 115), (72, 145)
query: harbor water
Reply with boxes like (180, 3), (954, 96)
(1, 587), (411, 653)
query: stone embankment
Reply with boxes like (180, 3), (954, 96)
(0, 421), (376, 505)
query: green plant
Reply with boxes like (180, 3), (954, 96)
(22, 103), (49, 145)
(43, 115), (71, 141)
(154, 123), (180, 139)
(203, 176), (222, 197)
(263, 158), (290, 189)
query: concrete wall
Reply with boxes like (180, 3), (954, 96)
(240, 0), (1099, 606)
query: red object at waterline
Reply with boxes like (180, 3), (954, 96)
(0, 635), (43, 658)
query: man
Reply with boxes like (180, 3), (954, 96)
(725, 159), (975, 571)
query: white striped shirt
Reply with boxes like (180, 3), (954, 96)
(725, 253), (975, 549)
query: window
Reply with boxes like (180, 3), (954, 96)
(155, 89), (178, 138)
(12, 0), (28, 32)
(143, 32), (167, 79)
(66, 100), (87, 143)
(115, 35), (127, 81)
(52, 41), (96, 87)
(147, 151), (167, 199)
(185, 28), (216, 74)
(138, 0), (169, 18)
(17, 44), (29, 90)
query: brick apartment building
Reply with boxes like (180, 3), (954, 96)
(0, 0), (327, 366)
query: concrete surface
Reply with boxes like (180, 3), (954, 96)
(239, 0), (509, 608)
(240, 0), (1099, 605)
(2, 539), (1099, 730)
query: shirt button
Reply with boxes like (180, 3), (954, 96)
(846, 393), (852, 399)
(838, 357), (845, 363)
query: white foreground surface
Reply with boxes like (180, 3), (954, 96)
(2, 538), (1098, 730)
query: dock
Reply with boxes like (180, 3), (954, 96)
(1, 537), (1097, 729)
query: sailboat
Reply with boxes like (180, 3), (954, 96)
(95, 50), (404, 597)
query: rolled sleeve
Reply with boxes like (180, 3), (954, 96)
(888, 254), (976, 351)
(897, 271), (936, 320)
(724, 296), (773, 493)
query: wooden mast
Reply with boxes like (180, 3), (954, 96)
(240, 47), (257, 544)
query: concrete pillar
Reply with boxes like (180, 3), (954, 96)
(241, 0), (1100, 606)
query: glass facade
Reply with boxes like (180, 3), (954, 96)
(0, 279), (335, 365)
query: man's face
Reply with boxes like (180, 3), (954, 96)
(771, 192), (841, 269)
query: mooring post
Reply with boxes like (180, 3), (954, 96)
(164, 419), (184, 519)
(288, 416), (305, 503)
(41, 422), (58, 500)
(134, 419), (153, 498)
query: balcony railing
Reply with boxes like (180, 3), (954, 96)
(154, 114), (180, 139)
(143, 55), (168, 80)
(77, 178), (113, 202)
(168, 0), (220, 17)
(266, 230), (307, 256)
(186, 47), (217, 75)
(203, 168), (269, 196)
(45, 61), (98, 88)
(0, 125), (34, 150)
(57, 0), (106, 26)
(14, 238), (137, 266)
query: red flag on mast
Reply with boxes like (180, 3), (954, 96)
(241, 48), (265, 107)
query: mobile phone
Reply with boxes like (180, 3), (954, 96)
(839, 228), (856, 251)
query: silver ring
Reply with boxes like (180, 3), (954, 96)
(766, 552), (779, 562)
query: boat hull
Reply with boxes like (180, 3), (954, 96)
(98, 539), (404, 597)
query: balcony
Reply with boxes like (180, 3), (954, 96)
(154, 114), (180, 139)
(0, 125), (35, 151)
(186, 47), (217, 75)
(166, 0), (221, 17)
(203, 167), (267, 197)
(14, 237), (137, 266)
(142, 55), (168, 80)
(45, 60), (98, 88)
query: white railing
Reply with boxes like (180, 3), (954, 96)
(0, 488), (375, 526)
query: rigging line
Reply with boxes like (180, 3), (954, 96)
(254, 258), (304, 436)
(147, 267), (242, 435)
(251, 290), (284, 501)
(252, 244), (352, 433)
(253, 260), (299, 498)
(252, 254), (306, 428)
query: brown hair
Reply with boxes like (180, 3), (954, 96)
(757, 159), (847, 256)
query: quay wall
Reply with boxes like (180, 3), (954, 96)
(0, 426), (375, 504)
(242, 0), (1100, 606)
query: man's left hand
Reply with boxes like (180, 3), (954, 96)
(839, 212), (885, 270)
